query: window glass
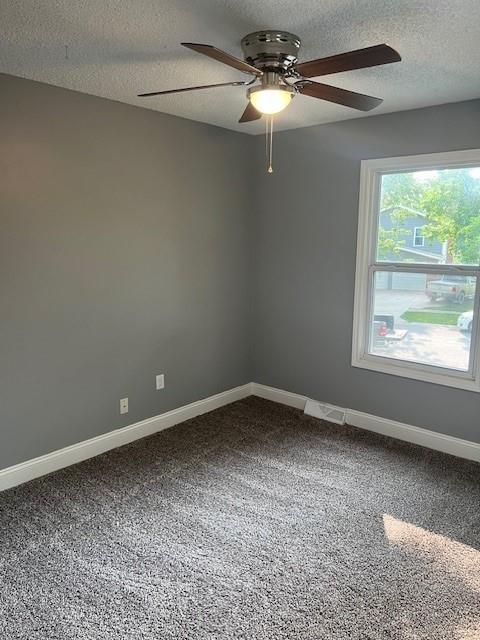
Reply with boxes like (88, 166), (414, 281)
(377, 167), (480, 265)
(369, 271), (475, 372)
(413, 227), (425, 247)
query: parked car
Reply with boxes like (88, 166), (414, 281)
(426, 275), (476, 304)
(457, 310), (474, 332)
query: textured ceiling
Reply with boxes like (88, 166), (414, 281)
(2, 0), (480, 134)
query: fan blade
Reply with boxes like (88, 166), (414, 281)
(239, 102), (262, 123)
(182, 43), (262, 76)
(295, 44), (401, 78)
(297, 80), (382, 111)
(138, 81), (245, 97)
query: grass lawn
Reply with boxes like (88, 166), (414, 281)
(401, 298), (474, 325)
(417, 300), (472, 313)
(401, 310), (461, 325)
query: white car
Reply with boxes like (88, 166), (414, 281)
(457, 310), (473, 332)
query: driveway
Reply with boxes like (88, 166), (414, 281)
(373, 322), (471, 370)
(374, 290), (428, 326)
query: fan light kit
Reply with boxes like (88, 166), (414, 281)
(248, 85), (293, 115)
(139, 31), (401, 172)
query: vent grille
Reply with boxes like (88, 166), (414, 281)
(304, 399), (346, 425)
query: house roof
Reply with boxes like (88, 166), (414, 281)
(399, 247), (444, 262)
(380, 205), (426, 218)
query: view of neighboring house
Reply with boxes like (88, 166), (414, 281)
(377, 206), (446, 291)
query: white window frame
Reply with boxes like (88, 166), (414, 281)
(352, 149), (480, 392)
(413, 226), (425, 247)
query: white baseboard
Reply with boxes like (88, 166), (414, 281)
(346, 409), (480, 463)
(251, 383), (480, 463)
(3, 381), (478, 492)
(0, 384), (251, 492)
(250, 383), (307, 410)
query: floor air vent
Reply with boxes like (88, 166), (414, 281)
(304, 399), (346, 425)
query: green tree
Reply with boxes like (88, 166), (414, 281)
(380, 169), (480, 264)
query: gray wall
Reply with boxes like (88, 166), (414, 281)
(0, 73), (251, 469)
(252, 99), (480, 444)
(2, 71), (480, 471)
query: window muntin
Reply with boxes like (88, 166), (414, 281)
(352, 150), (480, 392)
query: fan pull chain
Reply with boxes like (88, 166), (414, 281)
(265, 115), (274, 173)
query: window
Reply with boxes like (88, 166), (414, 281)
(413, 227), (425, 247)
(352, 150), (480, 391)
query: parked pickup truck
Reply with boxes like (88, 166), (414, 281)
(426, 275), (476, 304)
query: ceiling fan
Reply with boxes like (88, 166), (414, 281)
(138, 31), (401, 122)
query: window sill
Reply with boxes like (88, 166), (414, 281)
(352, 352), (480, 393)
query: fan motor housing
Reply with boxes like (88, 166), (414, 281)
(241, 30), (301, 72)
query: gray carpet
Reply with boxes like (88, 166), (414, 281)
(1, 397), (479, 639)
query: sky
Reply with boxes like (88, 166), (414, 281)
(413, 167), (480, 182)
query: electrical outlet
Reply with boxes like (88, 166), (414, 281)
(156, 374), (165, 390)
(120, 397), (128, 414)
